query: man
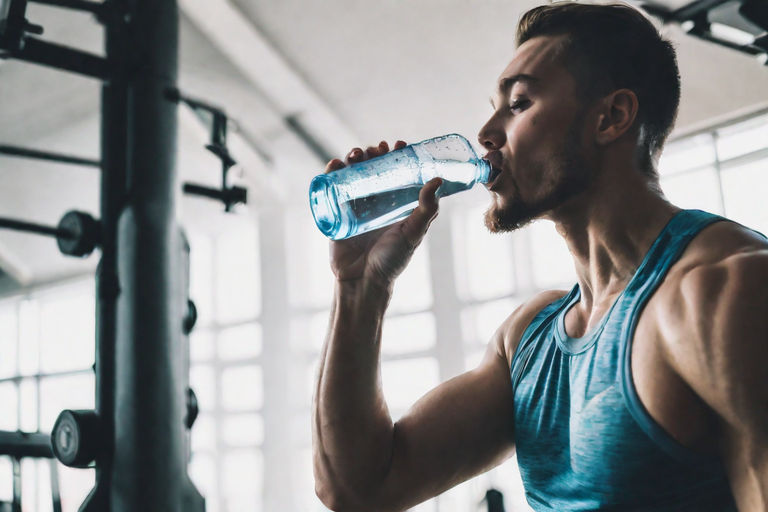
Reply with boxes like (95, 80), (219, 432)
(312, 2), (768, 511)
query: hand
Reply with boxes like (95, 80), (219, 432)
(324, 140), (443, 289)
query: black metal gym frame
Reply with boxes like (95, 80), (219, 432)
(0, 431), (62, 512)
(0, 0), (206, 509)
(481, 489), (506, 512)
(168, 89), (248, 213)
(641, 0), (768, 62)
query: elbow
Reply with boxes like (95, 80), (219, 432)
(314, 480), (369, 512)
(312, 454), (360, 511)
(315, 480), (344, 511)
(312, 429), (398, 511)
(314, 469), (393, 512)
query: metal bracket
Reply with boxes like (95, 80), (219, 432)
(0, 430), (61, 512)
(0, 0), (110, 79)
(167, 88), (249, 212)
(641, 0), (768, 65)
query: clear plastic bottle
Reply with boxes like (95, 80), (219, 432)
(309, 134), (491, 240)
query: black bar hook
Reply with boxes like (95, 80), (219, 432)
(0, 211), (101, 257)
(168, 88), (249, 212)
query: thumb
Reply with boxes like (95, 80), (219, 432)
(400, 177), (442, 246)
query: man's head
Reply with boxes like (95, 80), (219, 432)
(517, 2), (680, 161)
(479, 1), (680, 232)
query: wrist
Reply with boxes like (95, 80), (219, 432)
(335, 277), (393, 312)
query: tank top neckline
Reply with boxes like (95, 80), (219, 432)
(554, 208), (686, 355)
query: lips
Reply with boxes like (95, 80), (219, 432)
(483, 151), (505, 190)
(486, 165), (503, 187)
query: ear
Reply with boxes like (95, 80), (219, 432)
(594, 89), (639, 145)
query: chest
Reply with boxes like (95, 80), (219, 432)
(512, 294), (721, 500)
(560, 288), (719, 455)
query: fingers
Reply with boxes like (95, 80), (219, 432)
(365, 140), (389, 159)
(346, 147), (365, 166)
(324, 158), (345, 173)
(400, 177), (442, 247)
(324, 140), (407, 173)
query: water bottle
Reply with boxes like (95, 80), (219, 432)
(309, 134), (491, 240)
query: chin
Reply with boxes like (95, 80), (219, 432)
(485, 160), (593, 233)
(484, 200), (539, 233)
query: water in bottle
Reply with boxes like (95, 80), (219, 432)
(309, 134), (492, 240)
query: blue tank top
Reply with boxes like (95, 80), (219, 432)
(510, 209), (743, 511)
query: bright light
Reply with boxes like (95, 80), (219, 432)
(710, 22), (756, 46)
(681, 20), (696, 32)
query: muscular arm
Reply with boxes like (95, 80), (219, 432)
(312, 279), (396, 509)
(663, 250), (768, 510)
(313, 283), (564, 511)
(312, 140), (564, 510)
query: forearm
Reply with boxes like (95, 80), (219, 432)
(313, 278), (396, 504)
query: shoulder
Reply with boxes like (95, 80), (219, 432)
(658, 218), (768, 323)
(653, 220), (768, 424)
(668, 217), (768, 273)
(494, 289), (569, 367)
(655, 218), (768, 340)
(661, 246), (768, 354)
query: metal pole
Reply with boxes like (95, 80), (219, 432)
(0, 217), (65, 238)
(13, 37), (110, 80)
(112, 0), (199, 509)
(80, 0), (203, 509)
(77, 0), (127, 507)
(0, 144), (100, 167)
(28, 0), (103, 13)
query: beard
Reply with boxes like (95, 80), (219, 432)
(484, 114), (592, 233)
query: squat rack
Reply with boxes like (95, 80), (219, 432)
(0, 0), (244, 509)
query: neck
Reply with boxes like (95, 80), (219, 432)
(546, 166), (679, 313)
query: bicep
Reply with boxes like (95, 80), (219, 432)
(371, 289), (566, 511)
(376, 336), (516, 510)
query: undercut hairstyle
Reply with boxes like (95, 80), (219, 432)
(517, 2), (681, 176)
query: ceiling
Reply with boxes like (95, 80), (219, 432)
(1, 0), (767, 288)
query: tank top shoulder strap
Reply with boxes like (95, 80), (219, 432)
(618, 209), (727, 464)
(623, 209), (727, 298)
(509, 287), (575, 391)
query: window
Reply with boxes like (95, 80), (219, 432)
(529, 220), (576, 289)
(188, 224), (264, 512)
(0, 279), (96, 511)
(660, 108), (768, 236)
(659, 166), (722, 213)
(721, 159), (768, 235)
(451, 205), (515, 301)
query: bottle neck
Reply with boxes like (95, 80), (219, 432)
(475, 157), (492, 184)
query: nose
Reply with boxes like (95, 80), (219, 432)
(477, 113), (506, 151)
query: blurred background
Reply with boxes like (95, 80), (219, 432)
(1, 0), (767, 510)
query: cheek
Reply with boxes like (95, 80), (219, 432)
(507, 114), (543, 153)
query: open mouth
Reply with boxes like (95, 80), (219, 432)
(485, 165), (503, 189)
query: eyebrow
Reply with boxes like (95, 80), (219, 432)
(497, 73), (539, 93)
(489, 73), (539, 108)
